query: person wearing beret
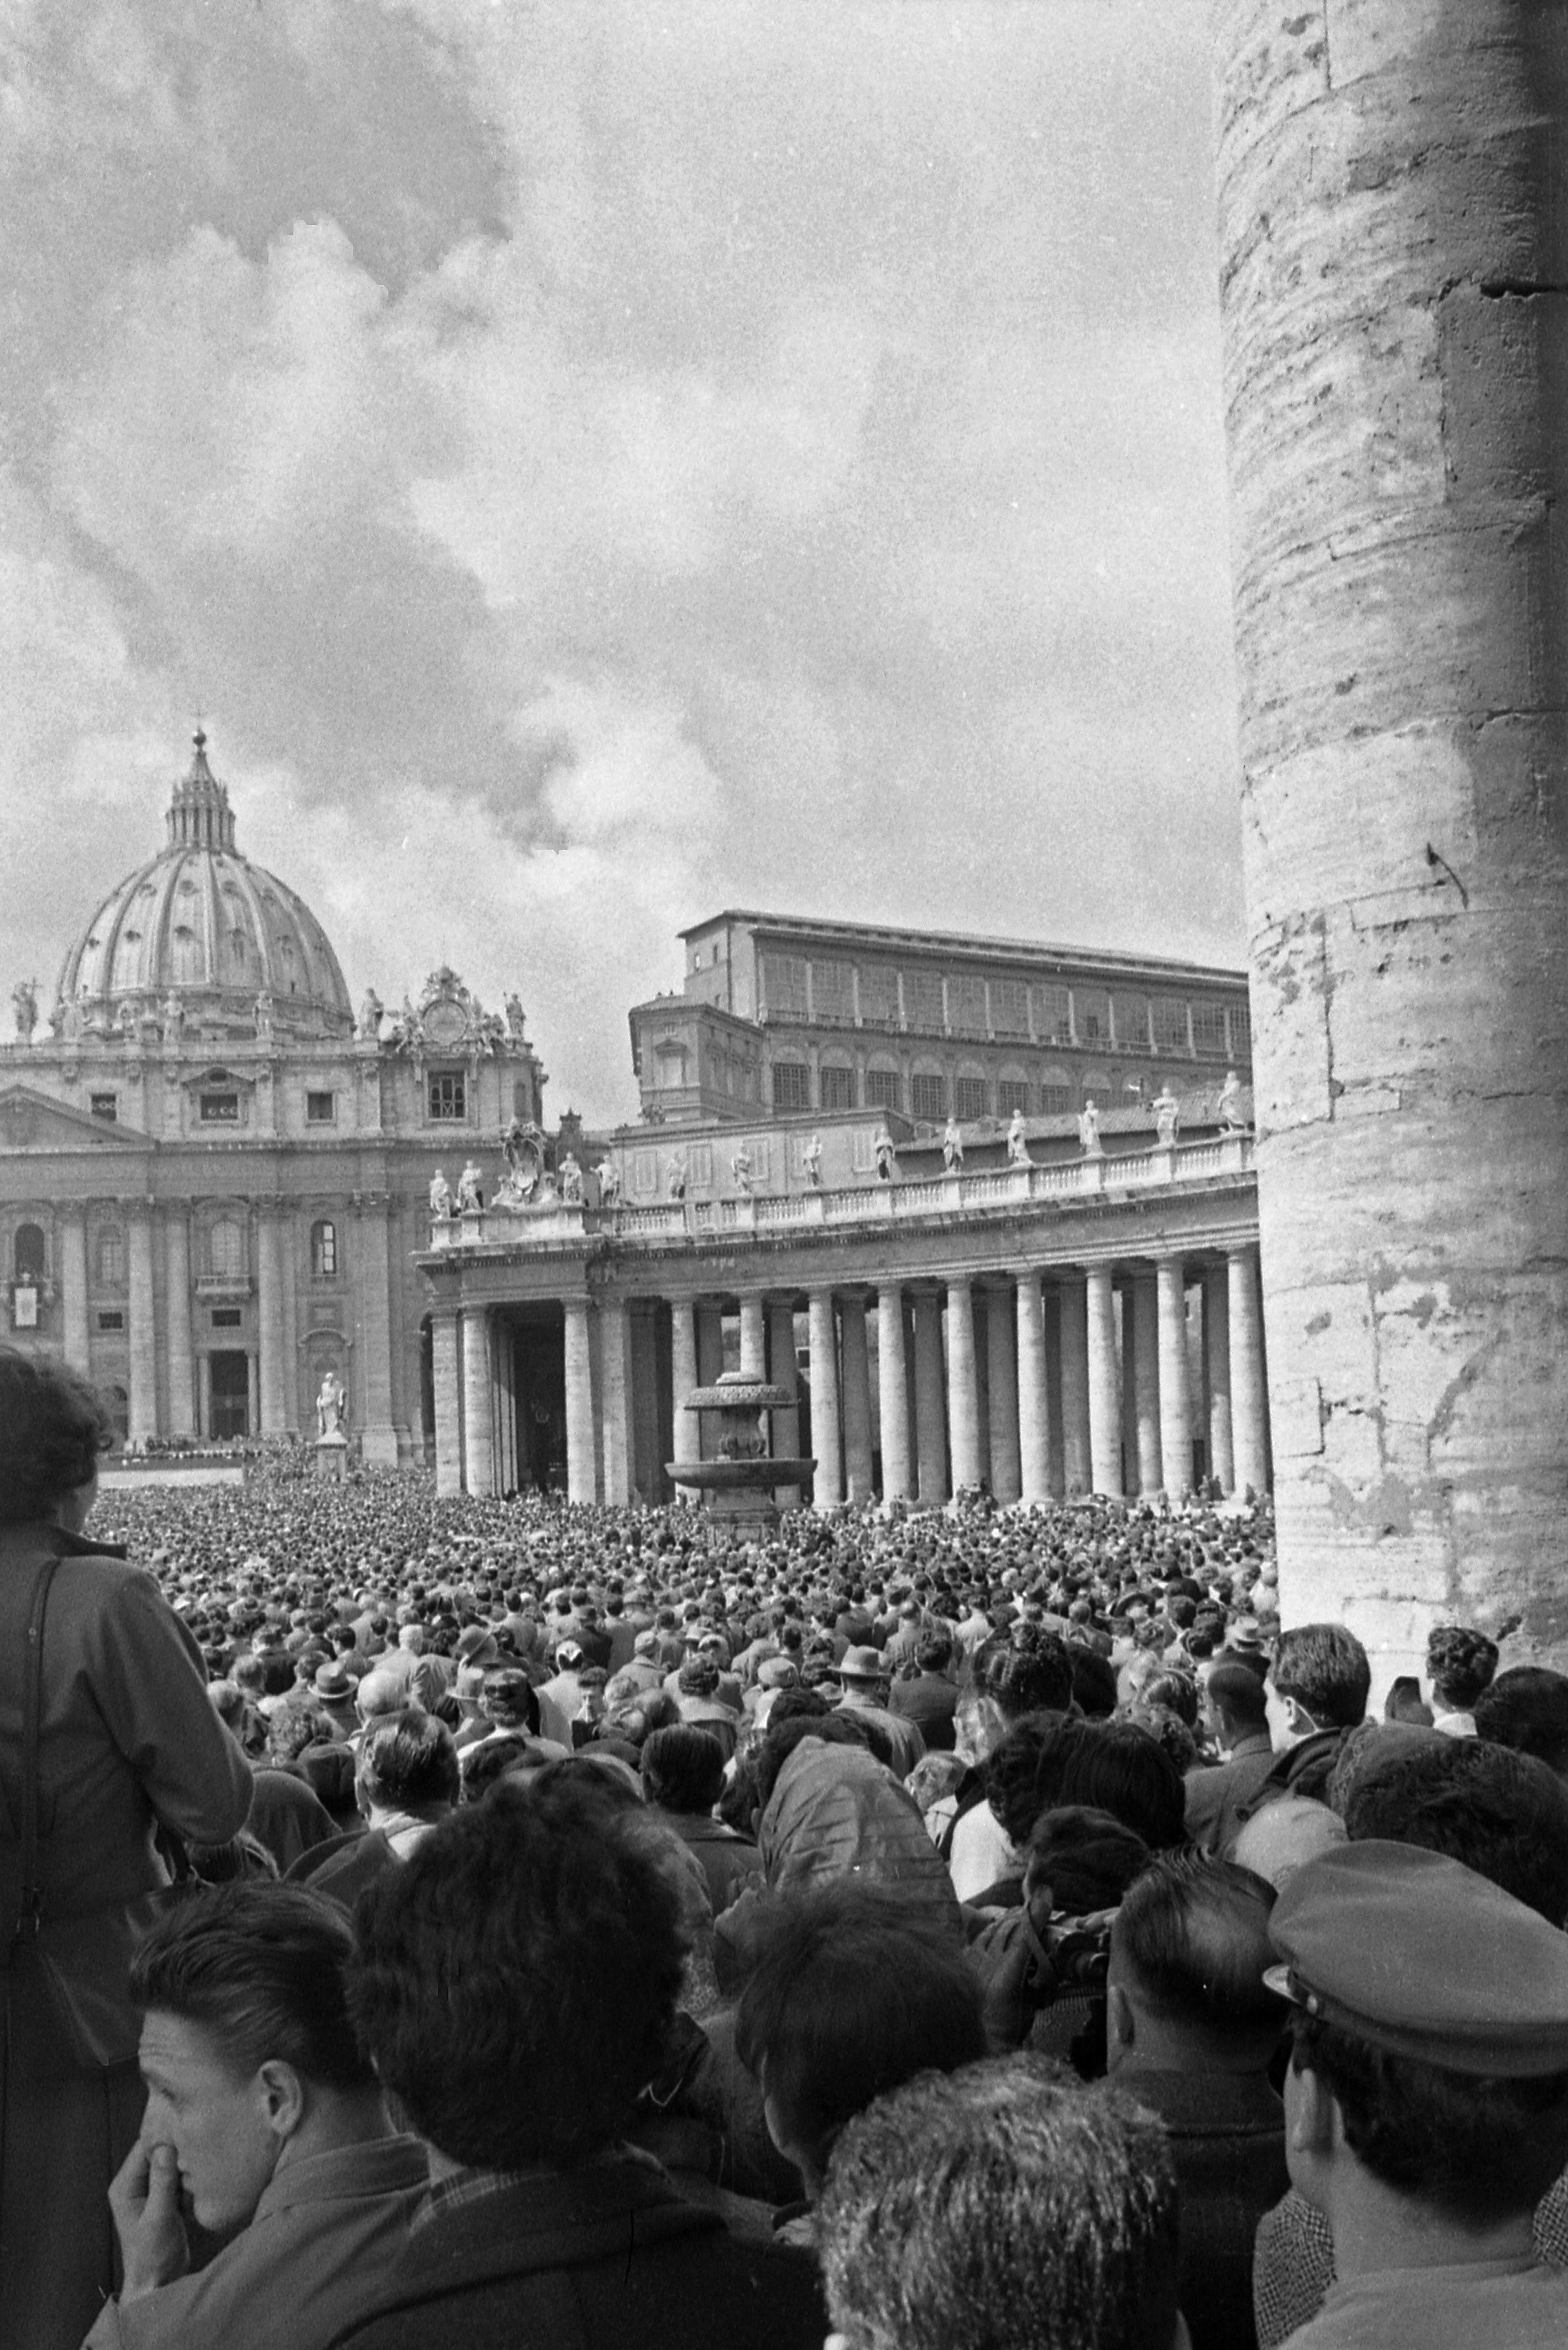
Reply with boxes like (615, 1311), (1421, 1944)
(1268, 1840), (1568, 2346)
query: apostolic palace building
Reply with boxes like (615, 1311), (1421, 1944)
(2, 735), (1273, 1511)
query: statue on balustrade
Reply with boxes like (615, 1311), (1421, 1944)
(873, 1122), (899, 1182)
(496, 1117), (545, 1207)
(1078, 1098), (1103, 1157)
(597, 1158), (622, 1207)
(1218, 1068), (1247, 1132)
(803, 1132), (823, 1187)
(11, 978), (37, 1043)
(943, 1115), (964, 1173)
(254, 990), (275, 1042)
(161, 992), (184, 1046)
(429, 1169), (453, 1220)
(731, 1144), (754, 1196)
(457, 1160), (484, 1213)
(1152, 1084), (1181, 1148)
(558, 1153), (584, 1205)
(504, 992), (528, 1040)
(667, 1149), (688, 1201)
(1006, 1108), (1031, 1168)
(357, 988), (384, 1041)
(315, 1370), (347, 1438)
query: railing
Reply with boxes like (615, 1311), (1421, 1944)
(423, 1132), (1253, 1253)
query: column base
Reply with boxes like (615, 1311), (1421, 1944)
(315, 1435), (349, 1481)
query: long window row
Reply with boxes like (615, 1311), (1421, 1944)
(770, 1064), (1119, 1120)
(760, 953), (1247, 1057)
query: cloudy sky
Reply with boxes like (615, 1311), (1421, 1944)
(1, 0), (1241, 1127)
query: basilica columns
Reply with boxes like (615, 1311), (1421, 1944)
(840, 1295), (875, 1503)
(1084, 1265), (1121, 1498)
(1015, 1273), (1051, 1505)
(256, 1207), (287, 1438)
(563, 1297), (596, 1505)
(354, 1194), (399, 1466)
(164, 1213), (195, 1439)
(877, 1284), (914, 1503)
(126, 1207), (157, 1445)
(1156, 1258), (1193, 1500)
(1213, 0), (1568, 1657)
(808, 1290), (844, 1507)
(58, 1210), (89, 1377)
(461, 1307), (495, 1497)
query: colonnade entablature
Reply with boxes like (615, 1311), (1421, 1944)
(418, 1133), (1271, 1516)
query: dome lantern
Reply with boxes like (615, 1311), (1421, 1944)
(166, 729), (238, 855)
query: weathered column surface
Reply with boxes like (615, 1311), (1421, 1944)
(461, 1307), (495, 1499)
(946, 1280), (983, 1494)
(808, 1290), (844, 1509)
(1057, 1276), (1091, 1499)
(1156, 1259), (1194, 1501)
(1213, 0), (1568, 1665)
(1131, 1269), (1163, 1498)
(598, 1297), (632, 1506)
(164, 1213), (195, 1439)
(1084, 1265), (1122, 1498)
(913, 1293), (948, 1504)
(256, 1208), (286, 1438)
(563, 1297), (597, 1506)
(1204, 1262), (1235, 1495)
(432, 1310), (462, 1495)
(126, 1208), (157, 1444)
(1015, 1273), (1051, 1505)
(840, 1295), (875, 1503)
(877, 1285), (913, 1503)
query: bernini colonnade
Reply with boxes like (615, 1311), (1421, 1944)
(422, 1133), (1269, 1513)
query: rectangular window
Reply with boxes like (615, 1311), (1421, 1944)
(858, 965), (900, 1027)
(911, 1072), (946, 1123)
(820, 1065), (855, 1112)
(955, 1075), (988, 1122)
(904, 972), (945, 1034)
(811, 958), (855, 1025)
(997, 1078), (1031, 1116)
(305, 1090), (335, 1124)
(865, 1068), (902, 1113)
(1228, 1002), (1251, 1057)
(96, 1230), (126, 1285)
(90, 1093), (117, 1123)
(1191, 1002), (1228, 1056)
(1112, 993), (1150, 1052)
(1040, 1083), (1072, 1115)
(199, 1092), (240, 1123)
(762, 953), (809, 1019)
(211, 1307), (242, 1330)
(96, 1310), (124, 1333)
(1035, 984), (1071, 1043)
(1073, 988), (1108, 1045)
(429, 1072), (466, 1121)
(990, 979), (1030, 1040)
(1153, 997), (1190, 1053)
(772, 1061), (810, 1110)
(950, 976), (988, 1037)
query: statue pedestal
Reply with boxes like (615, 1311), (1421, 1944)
(315, 1432), (349, 1481)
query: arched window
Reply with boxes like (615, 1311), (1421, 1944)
(171, 925), (204, 982)
(311, 1219), (337, 1280)
(13, 1223), (46, 1283)
(209, 1218), (245, 1278)
(95, 1227), (125, 1285)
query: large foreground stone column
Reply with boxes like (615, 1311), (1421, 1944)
(1213, 1), (1568, 1666)
(1130, 1269), (1163, 1498)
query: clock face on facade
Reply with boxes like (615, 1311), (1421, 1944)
(423, 1000), (467, 1048)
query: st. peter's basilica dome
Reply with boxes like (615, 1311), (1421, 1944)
(54, 734), (354, 1040)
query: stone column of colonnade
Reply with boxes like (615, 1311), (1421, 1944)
(839, 1296), (875, 1502)
(945, 1280), (983, 1493)
(57, 1210), (90, 1377)
(1057, 1274), (1092, 1498)
(164, 1213), (196, 1440)
(1015, 1274), (1051, 1505)
(126, 1205), (157, 1445)
(767, 1299), (801, 1508)
(461, 1307), (495, 1498)
(1228, 1245), (1269, 1501)
(986, 1285), (1022, 1505)
(807, 1290), (844, 1507)
(913, 1293), (948, 1504)
(256, 1206), (287, 1438)
(738, 1293), (767, 1379)
(1204, 1264), (1235, 1495)
(431, 1310), (462, 1496)
(877, 1285), (914, 1502)
(1156, 1258), (1194, 1501)
(1212, 2), (1568, 1664)
(670, 1301), (701, 1502)
(355, 1195), (399, 1466)
(1130, 1270), (1162, 1497)
(563, 1297), (597, 1505)
(1084, 1266), (1122, 1498)
(598, 1297), (632, 1506)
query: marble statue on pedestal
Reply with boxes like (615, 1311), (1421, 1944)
(429, 1169), (452, 1219)
(731, 1144), (754, 1196)
(1152, 1085), (1181, 1148)
(873, 1122), (898, 1182)
(458, 1160), (484, 1212)
(1078, 1099), (1103, 1157)
(1006, 1108), (1031, 1167)
(161, 992), (183, 1045)
(943, 1116), (964, 1173)
(1218, 1068), (1247, 1132)
(504, 992), (528, 1039)
(357, 988), (384, 1041)
(11, 980), (37, 1043)
(315, 1370), (347, 1438)
(254, 990), (275, 1042)
(667, 1149), (688, 1202)
(597, 1158), (622, 1206)
(803, 1132), (823, 1187)
(558, 1153), (584, 1205)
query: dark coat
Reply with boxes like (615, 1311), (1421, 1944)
(325, 2153), (826, 2350)
(1116, 2068), (1289, 2350)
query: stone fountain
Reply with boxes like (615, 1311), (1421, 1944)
(667, 1371), (816, 1538)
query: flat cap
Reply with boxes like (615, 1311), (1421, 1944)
(1268, 1840), (1568, 2076)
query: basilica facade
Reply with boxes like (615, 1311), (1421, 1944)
(0, 735), (546, 1458)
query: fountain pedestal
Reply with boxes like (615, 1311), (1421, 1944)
(666, 1372), (815, 1540)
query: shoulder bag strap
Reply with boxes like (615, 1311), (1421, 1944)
(12, 1552), (62, 1948)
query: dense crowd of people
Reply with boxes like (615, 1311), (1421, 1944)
(4, 1345), (1568, 2349)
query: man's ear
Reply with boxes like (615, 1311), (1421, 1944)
(256, 2059), (307, 2143)
(1106, 1981), (1136, 2061)
(1288, 2063), (1335, 2159)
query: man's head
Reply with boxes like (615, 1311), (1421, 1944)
(1265, 1624), (1370, 1750)
(641, 1724), (726, 1816)
(1271, 1841), (1568, 2236)
(357, 1710), (460, 1821)
(1342, 1734), (1568, 1926)
(817, 2055), (1181, 2350)
(130, 1884), (377, 2234)
(1203, 1658), (1269, 1750)
(348, 1773), (687, 2168)
(1475, 1666), (1568, 1780)
(1108, 1850), (1284, 2076)
(479, 1668), (537, 1733)
(1424, 1625), (1498, 1715)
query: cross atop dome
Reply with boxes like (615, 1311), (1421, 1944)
(167, 727), (237, 854)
